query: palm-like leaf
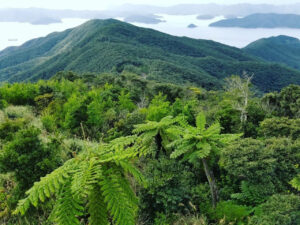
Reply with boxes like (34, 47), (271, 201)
(49, 181), (84, 225)
(88, 185), (109, 225)
(196, 112), (206, 131)
(14, 134), (147, 225)
(133, 115), (184, 155)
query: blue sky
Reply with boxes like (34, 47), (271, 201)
(0, 0), (300, 10)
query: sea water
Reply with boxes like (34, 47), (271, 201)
(1, 15), (300, 51)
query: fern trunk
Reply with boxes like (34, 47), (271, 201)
(155, 133), (166, 159)
(202, 158), (219, 208)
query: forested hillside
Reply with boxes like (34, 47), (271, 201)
(1, 19), (300, 92)
(0, 71), (299, 224)
(244, 35), (300, 70)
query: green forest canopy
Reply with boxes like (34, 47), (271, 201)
(0, 19), (300, 93)
(0, 71), (298, 224)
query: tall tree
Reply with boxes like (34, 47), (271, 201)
(262, 84), (300, 118)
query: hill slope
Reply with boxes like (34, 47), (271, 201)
(210, 13), (300, 28)
(0, 19), (300, 92)
(244, 35), (300, 70)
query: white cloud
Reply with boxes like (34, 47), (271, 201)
(0, 0), (107, 10)
(0, 0), (300, 10)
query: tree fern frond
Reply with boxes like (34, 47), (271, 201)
(196, 112), (206, 131)
(88, 185), (109, 225)
(134, 116), (179, 134)
(170, 142), (195, 159)
(204, 123), (221, 137)
(187, 151), (200, 164)
(195, 142), (211, 158)
(49, 181), (84, 225)
(160, 115), (177, 124)
(117, 160), (147, 187)
(71, 158), (102, 199)
(140, 129), (158, 145)
(99, 147), (139, 164)
(133, 122), (158, 134)
(14, 158), (78, 215)
(216, 133), (243, 144)
(109, 135), (138, 152)
(15, 130), (148, 224)
(100, 167), (137, 225)
(161, 130), (173, 149)
(167, 138), (182, 149)
(176, 115), (191, 128)
(116, 171), (139, 207)
(184, 133), (197, 141)
(166, 126), (184, 139)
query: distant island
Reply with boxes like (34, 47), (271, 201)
(187, 24), (197, 28)
(210, 13), (300, 28)
(124, 15), (164, 24)
(5, 5), (300, 26)
(197, 15), (215, 20)
(31, 17), (62, 25)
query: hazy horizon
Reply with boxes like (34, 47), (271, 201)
(1, 1), (300, 10)
(2, 1), (300, 50)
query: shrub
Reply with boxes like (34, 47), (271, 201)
(4, 106), (33, 120)
(0, 119), (26, 142)
(139, 156), (195, 222)
(213, 201), (251, 224)
(0, 127), (61, 191)
(249, 194), (300, 225)
(259, 117), (300, 140)
(0, 100), (8, 110)
(146, 93), (171, 121)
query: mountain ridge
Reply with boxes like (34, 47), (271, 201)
(244, 35), (300, 70)
(0, 19), (300, 92)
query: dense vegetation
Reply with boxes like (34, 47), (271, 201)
(1, 19), (300, 92)
(210, 13), (300, 28)
(244, 35), (300, 70)
(0, 71), (298, 224)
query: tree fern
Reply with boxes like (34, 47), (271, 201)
(133, 115), (182, 157)
(14, 135), (147, 225)
(168, 113), (241, 208)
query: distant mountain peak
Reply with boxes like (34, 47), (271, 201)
(267, 35), (300, 44)
(244, 35), (300, 70)
(0, 19), (299, 93)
